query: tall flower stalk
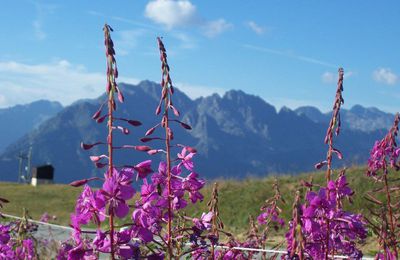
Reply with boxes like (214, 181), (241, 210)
(317, 68), (345, 181)
(207, 182), (224, 258)
(257, 178), (285, 259)
(286, 68), (367, 259)
(130, 37), (207, 259)
(0, 209), (38, 259)
(104, 23), (117, 260)
(158, 36), (174, 256)
(66, 24), (150, 259)
(366, 113), (400, 259)
(286, 191), (305, 260)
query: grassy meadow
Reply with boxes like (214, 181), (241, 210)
(0, 166), (390, 254)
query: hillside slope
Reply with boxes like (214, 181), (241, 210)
(0, 81), (386, 183)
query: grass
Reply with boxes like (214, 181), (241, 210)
(0, 182), (82, 225)
(0, 166), (392, 254)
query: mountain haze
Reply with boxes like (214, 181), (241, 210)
(0, 81), (389, 183)
(295, 105), (394, 133)
(0, 100), (62, 152)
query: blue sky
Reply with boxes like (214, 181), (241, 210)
(0, 1), (399, 113)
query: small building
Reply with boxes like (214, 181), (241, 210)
(31, 165), (54, 186)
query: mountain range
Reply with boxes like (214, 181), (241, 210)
(0, 81), (393, 184)
(0, 100), (62, 152)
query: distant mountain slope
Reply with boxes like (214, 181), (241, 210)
(295, 104), (395, 132)
(0, 81), (387, 183)
(0, 100), (62, 152)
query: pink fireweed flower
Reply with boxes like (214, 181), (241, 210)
(40, 212), (50, 223)
(172, 195), (187, 210)
(192, 212), (213, 231)
(177, 147), (195, 171)
(74, 185), (106, 225)
(0, 244), (15, 259)
(367, 113), (400, 177)
(182, 172), (205, 203)
(67, 242), (95, 260)
(134, 160), (153, 179)
(15, 239), (35, 260)
(102, 168), (135, 218)
(93, 230), (111, 253)
(70, 214), (84, 244)
(257, 207), (285, 227)
(0, 225), (10, 245)
(56, 242), (73, 260)
(298, 180), (367, 259)
(327, 173), (354, 205)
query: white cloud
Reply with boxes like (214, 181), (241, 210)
(145, 0), (197, 29)
(373, 68), (398, 85)
(172, 32), (196, 49)
(31, 2), (57, 41)
(0, 94), (6, 107)
(244, 44), (337, 68)
(0, 60), (139, 108)
(344, 71), (354, 79)
(33, 20), (46, 40)
(115, 30), (146, 56)
(175, 82), (225, 99)
(321, 72), (335, 83)
(202, 19), (233, 38)
(322, 70), (354, 84)
(246, 21), (265, 35)
(266, 97), (329, 112)
(144, 0), (232, 37)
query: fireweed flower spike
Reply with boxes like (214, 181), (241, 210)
(157, 36), (175, 258)
(64, 24), (150, 259)
(0, 209), (39, 259)
(127, 37), (206, 259)
(285, 191), (306, 260)
(255, 179), (285, 260)
(315, 67), (345, 181)
(365, 113), (400, 259)
(207, 182), (224, 258)
(285, 68), (367, 260)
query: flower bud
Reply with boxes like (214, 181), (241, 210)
(314, 160), (327, 169)
(145, 127), (156, 136)
(92, 109), (102, 120)
(186, 146), (197, 153)
(140, 137), (153, 143)
(155, 104), (161, 115)
(81, 142), (103, 150)
(117, 89), (124, 103)
(171, 105), (180, 117)
(134, 145), (151, 152)
(128, 120), (142, 126)
(96, 114), (108, 124)
(147, 149), (158, 155)
(69, 179), (88, 187)
(180, 122), (191, 130)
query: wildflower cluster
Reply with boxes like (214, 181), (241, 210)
(14, 24), (394, 260)
(62, 24), (152, 259)
(59, 26), (212, 260)
(298, 171), (367, 259)
(365, 114), (400, 259)
(0, 210), (37, 259)
(126, 37), (210, 259)
(190, 181), (286, 260)
(257, 179), (285, 231)
(285, 68), (367, 259)
(367, 114), (400, 178)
